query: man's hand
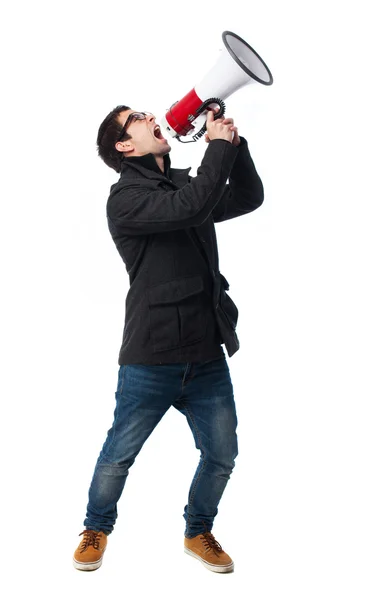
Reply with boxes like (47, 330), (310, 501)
(205, 110), (241, 146)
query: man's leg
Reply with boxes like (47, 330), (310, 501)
(83, 364), (180, 534)
(172, 358), (238, 538)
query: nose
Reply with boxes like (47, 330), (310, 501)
(146, 113), (156, 124)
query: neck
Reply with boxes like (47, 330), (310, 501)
(155, 155), (164, 173)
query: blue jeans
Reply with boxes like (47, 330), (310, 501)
(83, 357), (238, 538)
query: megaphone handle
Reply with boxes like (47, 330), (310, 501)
(175, 97), (226, 143)
(194, 97), (226, 141)
(195, 97), (226, 121)
(206, 106), (222, 119)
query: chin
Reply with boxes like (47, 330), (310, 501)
(160, 142), (171, 154)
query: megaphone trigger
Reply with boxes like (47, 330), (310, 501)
(207, 105), (223, 119)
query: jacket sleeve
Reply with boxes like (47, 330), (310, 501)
(210, 136), (264, 223)
(106, 139), (239, 236)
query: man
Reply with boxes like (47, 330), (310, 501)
(73, 106), (264, 573)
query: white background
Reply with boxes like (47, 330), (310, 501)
(1, 0), (387, 598)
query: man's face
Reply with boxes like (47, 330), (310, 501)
(115, 109), (171, 157)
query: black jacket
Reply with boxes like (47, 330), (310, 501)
(106, 136), (264, 365)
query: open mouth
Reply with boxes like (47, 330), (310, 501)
(153, 125), (165, 141)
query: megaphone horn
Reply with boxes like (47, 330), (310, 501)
(160, 30), (273, 143)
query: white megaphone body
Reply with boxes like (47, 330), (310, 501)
(160, 30), (273, 143)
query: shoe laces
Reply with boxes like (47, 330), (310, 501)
(78, 529), (103, 552)
(200, 531), (223, 555)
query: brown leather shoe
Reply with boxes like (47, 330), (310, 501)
(184, 531), (234, 573)
(73, 529), (108, 571)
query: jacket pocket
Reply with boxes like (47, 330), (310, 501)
(148, 275), (208, 352)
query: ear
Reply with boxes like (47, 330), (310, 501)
(115, 140), (134, 153)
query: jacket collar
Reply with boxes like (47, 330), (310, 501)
(120, 152), (191, 187)
(121, 152), (171, 177)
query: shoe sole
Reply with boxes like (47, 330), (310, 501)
(184, 547), (234, 573)
(73, 548), (106, 571)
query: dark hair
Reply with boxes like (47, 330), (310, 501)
(97, 105), (132, 173)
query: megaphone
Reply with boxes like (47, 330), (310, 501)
(160, 30), (273, 144)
